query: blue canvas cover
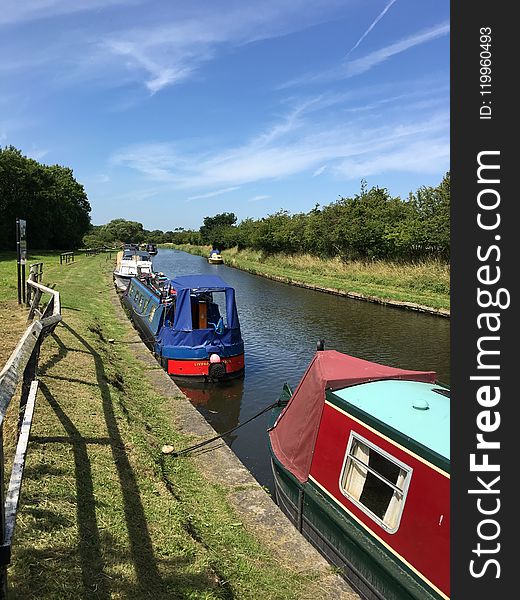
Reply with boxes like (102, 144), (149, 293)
(156, 275), (243, 358)
(170, 275), (240, 331)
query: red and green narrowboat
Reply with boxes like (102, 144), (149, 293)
(123, 273), (244, 382)
(268, 347), (449, 600)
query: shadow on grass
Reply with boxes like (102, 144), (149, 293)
(38, 381), (110, 600)
(59, 321), (164, 595)
(11, 320), (226, 599)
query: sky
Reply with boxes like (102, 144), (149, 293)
(1, 0), (450, 231)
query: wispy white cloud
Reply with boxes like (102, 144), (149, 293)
(313, 165), (327, 176)
(111, 97), (449, 190)
(97, 1), (352, 94)
(25, 146), (50, 161)
(0, 0), (132, 26)
(346, 0), (398, 57)
(1, 1), (353, 95)
(333, 139), (449, 178)
(282, 21), (450, 87)
(249, 194), (271, 202)
(344, 21), (449, 77)
(187, 186), (240, 200)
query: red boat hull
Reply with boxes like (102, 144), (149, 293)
(167, 354), (245, 378)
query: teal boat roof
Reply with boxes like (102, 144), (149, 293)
(333, 380), (450, 460)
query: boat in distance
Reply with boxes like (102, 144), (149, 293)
(268, 346), (449, 600)
(113, 248), (154, 291)
(123, 273), (245, 382)
(208, 249), (224, 264)
(140, 242), (158, 255)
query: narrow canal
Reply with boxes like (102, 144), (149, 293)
(153, 249), (450, 491)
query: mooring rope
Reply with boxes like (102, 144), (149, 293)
(164, 400), (281, 457)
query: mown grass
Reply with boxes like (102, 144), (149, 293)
(0, 251), (330, 599)
(161, 245), (450, 312)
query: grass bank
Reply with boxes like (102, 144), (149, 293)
(0, 251), (339, 599)
(161, 245), (450, 314)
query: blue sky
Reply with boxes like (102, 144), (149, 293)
(1, 0), (449, 231)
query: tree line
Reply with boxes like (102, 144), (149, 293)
(1, 143), (448, 262)
(169, 173), (450, 261)
(0, 146), (91, 250)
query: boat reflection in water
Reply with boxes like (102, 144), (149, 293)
(178, 379), (244, 448)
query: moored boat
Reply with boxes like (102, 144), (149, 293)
(123, 273), (244, 382)
(208, 249), (223, 264)
(113, 248), (154, 291)
(268, 346), (449, 600)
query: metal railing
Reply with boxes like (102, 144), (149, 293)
(0, 279), (61, 597)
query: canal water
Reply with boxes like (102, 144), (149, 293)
(153, 249), (450, 491)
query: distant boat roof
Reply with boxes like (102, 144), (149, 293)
(170, 274), (232, 291)
(123, 251), (151, 260)
(333, 380), (450, 460)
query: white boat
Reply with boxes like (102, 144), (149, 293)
(113, 249), (154, 290)
(208, 250), (223, 264)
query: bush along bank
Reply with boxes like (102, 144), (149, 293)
(161, 244), (450, 315)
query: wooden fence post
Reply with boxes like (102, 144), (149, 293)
(0, 278), (61, 598)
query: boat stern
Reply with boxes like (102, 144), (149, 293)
(166, 352), (245, 381)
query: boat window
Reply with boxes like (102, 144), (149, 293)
(164, 303), (176, 326)
(340, 433), (412, 533)
(208, 292), (227, 329)
(148, 305), (156, 322)
(190, 292), (226, 330)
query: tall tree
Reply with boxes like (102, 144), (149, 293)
(0, 146), (91, 250)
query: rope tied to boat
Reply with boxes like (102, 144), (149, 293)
(162, 400), (281, 457)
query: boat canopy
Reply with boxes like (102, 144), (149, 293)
(269, 350), (436, 484)
(156, 275), (242, 355)
(170, 275), (239, 331)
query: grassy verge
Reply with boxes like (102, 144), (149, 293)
(161, 245), (450, 313)
(0, 251), (331, 599)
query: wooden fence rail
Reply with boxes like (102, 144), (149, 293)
(85, 247), (104, 256)
(59, 252), (74, 265)
(0, 279), (61, 597)
(26, 263), (43, 307)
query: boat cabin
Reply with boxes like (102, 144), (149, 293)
(269, 350), (449, 600)
(113, 250), (154, 290)
(124, 274), (244, 381)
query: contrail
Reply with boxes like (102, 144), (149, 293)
(346, 0), (398, 57)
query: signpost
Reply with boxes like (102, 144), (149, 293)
(16, 219), (27, 305)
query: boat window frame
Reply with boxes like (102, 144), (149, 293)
(338, 431), (412, 534)
(148, 305), (156, 322)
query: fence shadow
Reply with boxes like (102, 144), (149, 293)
(10, 319), (228, 599)
(38, 381), (110, 599)
(50, 320), (164, 596)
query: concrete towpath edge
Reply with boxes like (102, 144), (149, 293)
(109, 285), (359, 599)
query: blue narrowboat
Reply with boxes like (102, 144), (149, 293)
(123, 273), (245, 382)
